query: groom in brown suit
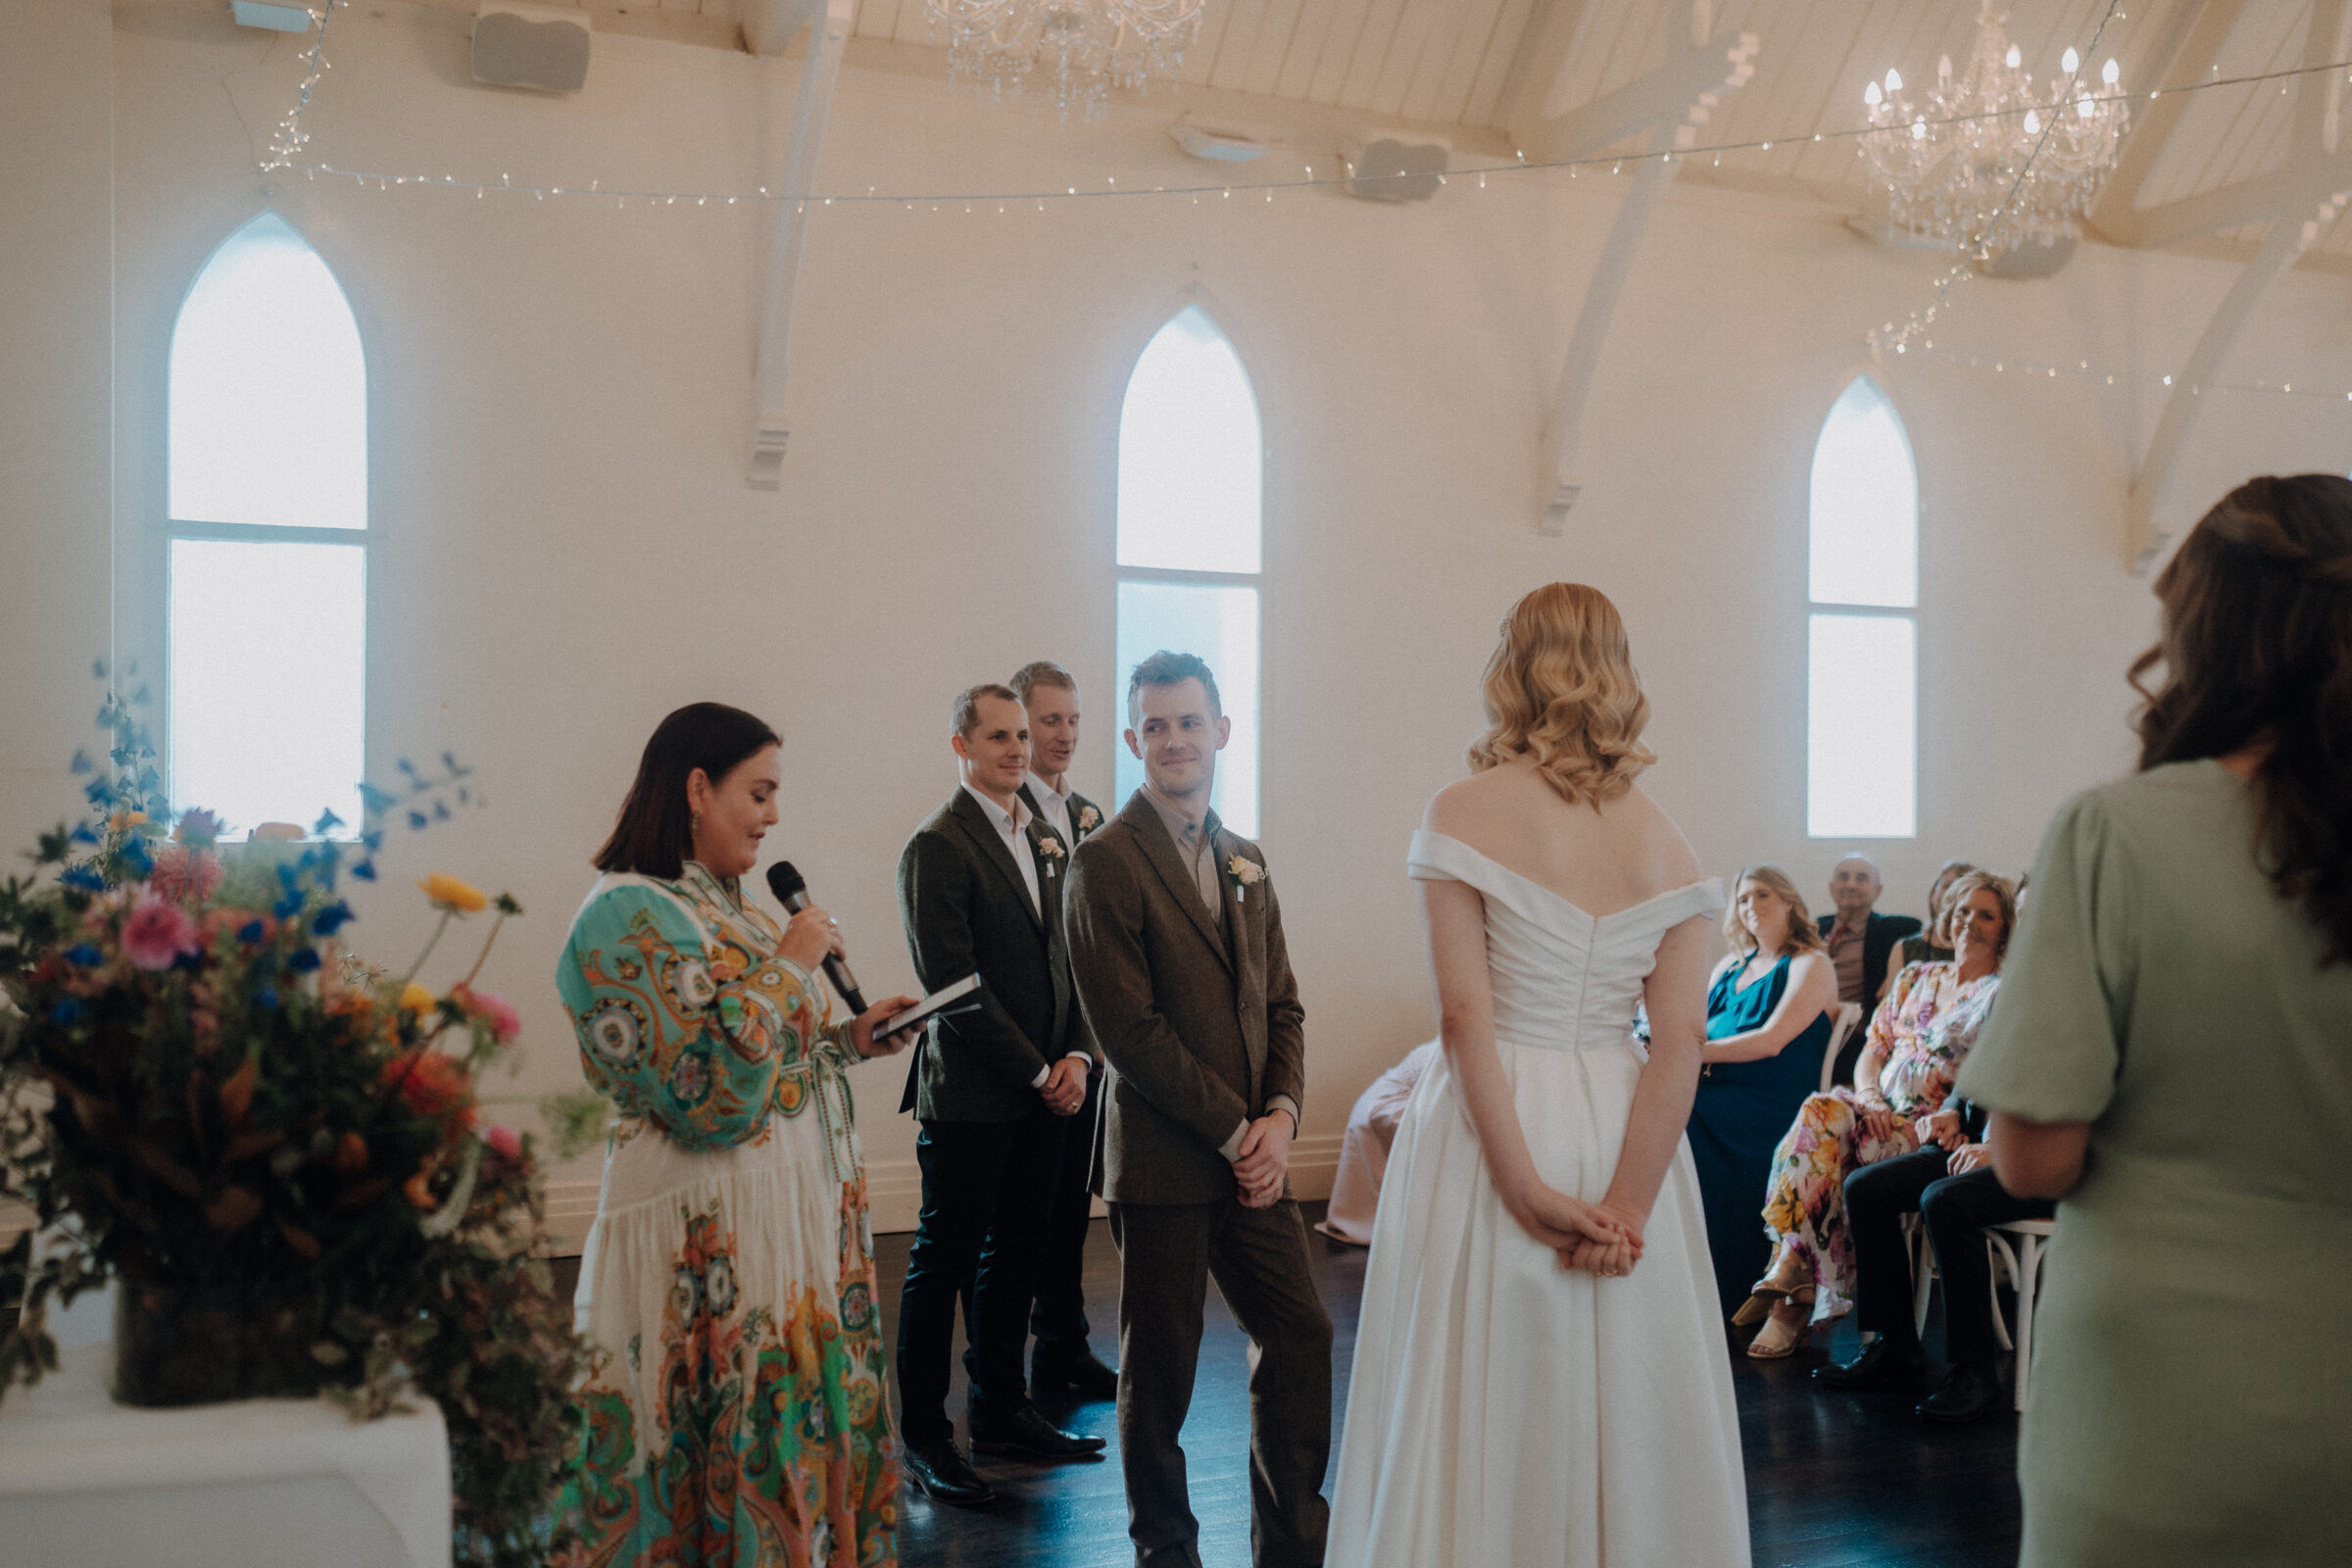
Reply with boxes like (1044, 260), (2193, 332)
(1063, 651), (1332, 1568)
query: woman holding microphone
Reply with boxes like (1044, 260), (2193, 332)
(559, 703), (915, 1567)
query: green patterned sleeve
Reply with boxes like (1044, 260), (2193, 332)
(558, 883), (817, 1149)
(1958, 789), (2137, 1123)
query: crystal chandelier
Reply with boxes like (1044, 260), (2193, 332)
(925, 0), (1204, 120)
(1860, 2), (2127, 259)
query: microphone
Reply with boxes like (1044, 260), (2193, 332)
(765, 861), (869, 1015)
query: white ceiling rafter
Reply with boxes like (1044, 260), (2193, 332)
(2127, 0), (2352, 569)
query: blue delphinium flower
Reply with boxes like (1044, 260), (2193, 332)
(64, 944), (103, 966)
(312, 901), (354, 936)
(60, 867), (106, 893)
(254, 986), (279, 1010)
(237, 920), (266, 943)
(49, 999), (83, 1027)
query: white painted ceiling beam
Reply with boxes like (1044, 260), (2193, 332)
(1537, 5), (1756, 533)
(1509, 24), (1756, 168)
(2112, 151), (2352, 249)
(2126, 0), (2349, 570)
(747, 0), (855, 488)
(2086, 0), (2248, 243)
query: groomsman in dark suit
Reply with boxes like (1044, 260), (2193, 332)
(1009, 660), (1120, 1403)
(1064, 651), (1332, 1568)
(895, 683), (1105, 1507)
(1818, 854), (1922, 1084)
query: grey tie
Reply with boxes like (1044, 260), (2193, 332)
(1182, 821), (1223, 924)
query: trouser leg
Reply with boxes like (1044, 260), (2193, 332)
(1206, 1198), (1334, 1568)
(964, 1099), (1066, 1424)
(1109, 1201), (1213, 1568)
(895, 1118), (1015, 1446)
(1029, 1072), (1102, 1361)
(1844, 1148), (1947, 1355)
(1922, 1168), (2055, 1368)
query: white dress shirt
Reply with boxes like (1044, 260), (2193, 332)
(1025, 769), (1075, 846)
(959, 781), (1088, 1088)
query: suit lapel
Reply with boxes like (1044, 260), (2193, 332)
(1213, 827), (1267, 1082)
(1120, 795), (1232, 973)
(947, 790), (1043, 933)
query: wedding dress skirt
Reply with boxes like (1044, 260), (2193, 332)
(1328, 833), (1750, 1568)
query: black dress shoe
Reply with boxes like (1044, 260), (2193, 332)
(904, 1436), (996, 1506)
(1032, 1348), (1121, 1402)
(1918, 1363), (2001, 1424)
(1812, 1338), (1919, 1390)
(967, 1404), (1108, 1460)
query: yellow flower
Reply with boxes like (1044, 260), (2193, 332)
(419, 873), (488, 913)
(399, 982), (436, 1014)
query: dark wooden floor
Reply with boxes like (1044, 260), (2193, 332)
(857, 1202), (2024, 1568)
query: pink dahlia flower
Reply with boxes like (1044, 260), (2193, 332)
(122, 900), (201, 971)
(451, 984), (522, 1045)
(485, 1124), (523, 1160)
(148, 843), (223, 904)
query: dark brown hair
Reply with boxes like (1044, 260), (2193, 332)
(954, 683), (1021, 738)
(593, 703), (779, 879)
(2132, 473), (2352, 963)
(1126, 650), (1221, 725)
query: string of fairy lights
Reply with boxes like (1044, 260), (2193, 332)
(257, 0), (2352, 403)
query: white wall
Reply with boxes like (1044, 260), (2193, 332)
(6, 0), (2350, 1237)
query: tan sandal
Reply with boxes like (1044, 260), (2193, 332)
(1745, 1305), (1810, 1358)
(1733, 1248), (1810, 1326)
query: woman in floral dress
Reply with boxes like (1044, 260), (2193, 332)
(1738, 869), (2014, 1356)
(558, 704), (917, 1567)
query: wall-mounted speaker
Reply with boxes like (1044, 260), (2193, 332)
(472, 2), (590, 94)
(1341, 135), (1449, 202)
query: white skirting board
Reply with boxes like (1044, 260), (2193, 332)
(540, 1133), (1345, 1253)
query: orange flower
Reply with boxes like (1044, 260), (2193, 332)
(419, 873), (488, 914)
(381, 1049), (472, 1120)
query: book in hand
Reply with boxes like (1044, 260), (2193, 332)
(874, 973), (984, 1040)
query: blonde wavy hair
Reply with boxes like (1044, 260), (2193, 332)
(1468, 583), (1655, 805)
(1942, 868), (2018, 961)
(1722, 865), (1830, 957)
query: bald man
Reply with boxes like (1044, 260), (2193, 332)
(1817, 855), (1921, 1085)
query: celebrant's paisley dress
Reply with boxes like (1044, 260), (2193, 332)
(558, 862), (898, 1568)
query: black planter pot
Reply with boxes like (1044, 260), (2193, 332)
(111, 1280), (333, 1406)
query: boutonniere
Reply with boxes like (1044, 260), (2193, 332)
(1225, 855), (1264, 903)
(1076, 805), (1101, 835)
(1036, 834), (1065, 877)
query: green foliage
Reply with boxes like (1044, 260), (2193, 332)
(0, 671), (589, 1568)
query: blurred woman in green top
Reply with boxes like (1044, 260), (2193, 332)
(1960, 474), (2352, 1567)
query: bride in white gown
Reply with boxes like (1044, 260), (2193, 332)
(1328, 583), (1750, 1568)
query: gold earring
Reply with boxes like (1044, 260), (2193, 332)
(691, 811), (703, 833)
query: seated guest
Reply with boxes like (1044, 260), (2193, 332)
(1740, 870), (2015, 1357)
(1690, 866), (1838, 1314)
(1879, 859), (1981, 1003)
(1816, 1094), (2054, 1420)
(1818, 855), (1921, 1084)
(1315, 1040), (1440, 1246)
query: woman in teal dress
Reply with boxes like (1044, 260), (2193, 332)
(1962, 473), (2352, 1567)
(558, 703), (918, 1568)
(1688, 866), (1837, 1316)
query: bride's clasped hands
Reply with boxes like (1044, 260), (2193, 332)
(1509, 1180), (1647, 1276)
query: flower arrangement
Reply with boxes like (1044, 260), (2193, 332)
(0, 673), (590, 1568)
